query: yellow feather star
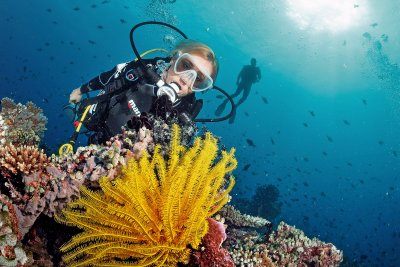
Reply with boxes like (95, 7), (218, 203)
(56, 124), (237, 266)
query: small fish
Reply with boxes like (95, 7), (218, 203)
(320, 192), (326, 197)
(88, 40), (96, 45)
(244, 112), (249, 117)
(326, 135), (333, 142)
(97, 25), (104, 29)
(362, 32), (371, 40)
(261, 96), (268, 104)
(354, 4), (359, 8)
(303, 182), (309, 187)
(43, 98), (49, 103)
(47, 8), (52, 12)
(347, 162), (353, 167)
(392, 150), (398, 157)
(101, 0), (110, 3)
(303, 122), (308, 127)
(343, 119), (351, 126)
(91, 4), (97, 8)
(342, 40), (346, 46)
(381, 34), (389, 42)
(120, 18), (127, 24)
(370, 22), (378, 27)
(270, 138), (275, 145)
(378, 140), (384, 145)
(246, 138), (256, 147)
(322, 151), (328, 156)
(303, 157), (309, 162)
(243, 164), (251, 171)
(309, 110), (315, 116)
(73, 6), (80, 11)
(362, 98), (367, 105)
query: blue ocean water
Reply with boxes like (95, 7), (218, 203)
(1, 0), (399, 266)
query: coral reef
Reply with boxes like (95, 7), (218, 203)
(266, 222), (343, 266)
(56, 124), (237, 266)
(0, 115), (197, 248)
(0, 98), (344, 267)
(0, 98), (47, 146)
(225, 228), (273, 266)
(219, 204), (271, 228)
(225, 221), (343, 267)
(0, 195), (28, 267)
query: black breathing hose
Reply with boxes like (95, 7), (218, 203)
(195, 86), (236, 122)
(129, 21), (236, 122)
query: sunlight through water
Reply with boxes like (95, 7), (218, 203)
(286, 0), (370, 33)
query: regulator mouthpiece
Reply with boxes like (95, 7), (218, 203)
(157, 82), (180, 103)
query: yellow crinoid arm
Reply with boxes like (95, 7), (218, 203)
(58, 124), (237, 266)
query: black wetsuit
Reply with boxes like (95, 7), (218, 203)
(78, 58), (201, 144)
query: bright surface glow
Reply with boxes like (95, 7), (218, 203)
(286, 0), (369, 33)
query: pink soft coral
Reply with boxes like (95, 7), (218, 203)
(193, 218), (234, 267)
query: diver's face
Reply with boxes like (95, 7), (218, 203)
(164, 54), (213, 97)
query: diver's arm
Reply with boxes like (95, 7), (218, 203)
(256, 67), (261, 82)
(69, 63), (129, 103)
(236, 67), (244, 84)
(79, 66), (121, 94)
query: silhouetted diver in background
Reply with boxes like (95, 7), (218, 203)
(216, 58), (261, 123)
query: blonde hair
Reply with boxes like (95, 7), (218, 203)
(170, 39), (219, 80)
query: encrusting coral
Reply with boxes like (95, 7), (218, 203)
(0, 195), (28, 266)
(266, 222), (343, 266)
(219, 204), (271, 228)
(56, 124), (237, 266)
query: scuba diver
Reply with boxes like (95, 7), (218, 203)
(69, 39), (218, 145)
(60, 21), (235, 153)
(215, 58), (261, 124)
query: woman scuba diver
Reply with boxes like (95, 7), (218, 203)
(63, 21), (234, 151)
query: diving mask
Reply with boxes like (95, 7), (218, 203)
(173, 53), (214, 92)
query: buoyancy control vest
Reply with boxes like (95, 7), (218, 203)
(77, 57), (201, 142)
